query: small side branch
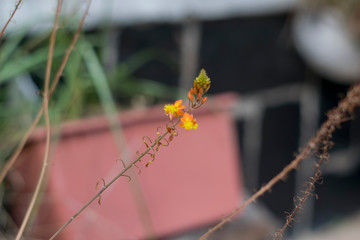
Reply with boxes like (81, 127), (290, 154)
(0, 0), (22, 39)
(273, 140), (331, 239)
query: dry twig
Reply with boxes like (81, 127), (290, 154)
(15, 1), (63, 239)
(273, 135), (332, 239)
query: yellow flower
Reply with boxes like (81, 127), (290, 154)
(180, 113), (198, 130)
(164, 100), (186, 119)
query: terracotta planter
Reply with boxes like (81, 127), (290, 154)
(9, 93), (243, 239)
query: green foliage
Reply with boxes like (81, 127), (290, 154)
(0, 24), (178, 164)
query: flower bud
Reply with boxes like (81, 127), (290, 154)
(193, 69), (211, 93)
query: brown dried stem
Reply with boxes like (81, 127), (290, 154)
(273, 136), (331, 239)
(0, 0), (22, 39)
(199, 83), (360, 240)
(15, 1), (63, 239)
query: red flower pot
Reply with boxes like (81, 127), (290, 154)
(9, 93), (243, 239)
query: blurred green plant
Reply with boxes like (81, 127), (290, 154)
(0, 25), (178, 164)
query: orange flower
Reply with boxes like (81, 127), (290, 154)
(164, 100), (186, 119)
(180, 113), (198, 130)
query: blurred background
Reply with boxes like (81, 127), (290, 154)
(1, 0), (360, 239)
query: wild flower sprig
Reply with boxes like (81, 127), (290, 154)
(144, 69), (210, 167)
(166, 69), (210, 128)
(165, 69), (210, 124)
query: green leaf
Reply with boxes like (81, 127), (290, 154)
(0, 47), (64, 83)
(0, 29), (28, 66)
(79, 40), (117, 116)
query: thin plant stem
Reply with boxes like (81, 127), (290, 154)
(199, 83), (360, 240)
(15, 1), (63, 239)
(49, 0), (91, 97)
(44, 0), (62, 94)
(49, 118), (181, 240)
(0, 0), (22, 39)
(0, 0), (91, 185)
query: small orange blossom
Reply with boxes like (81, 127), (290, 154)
(180, 113), (198, 130)
(164, 100), (186, 120)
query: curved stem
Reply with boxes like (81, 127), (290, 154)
(15, 1), (63, 239)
